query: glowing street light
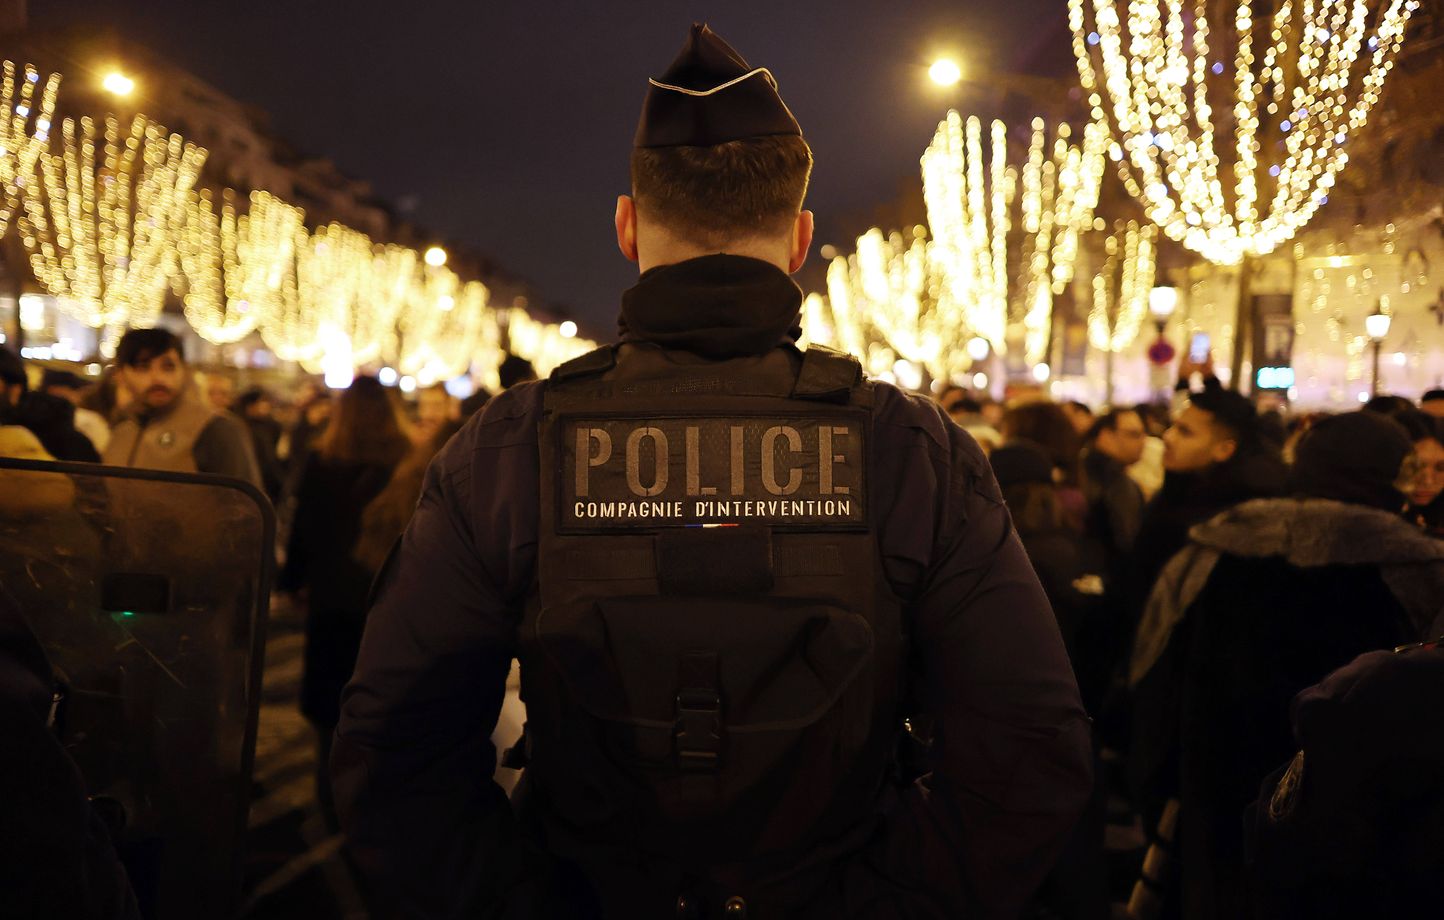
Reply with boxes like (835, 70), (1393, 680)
(1367, 305), (1392, 397)
(102, 71), (135, 97)
(558, 320), (578, 339)
(423, 246), (448, 268)
(929, 58), (963, 87)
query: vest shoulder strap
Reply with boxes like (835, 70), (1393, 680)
(550, 345), (616, 383)
(792, 346), (862, 403)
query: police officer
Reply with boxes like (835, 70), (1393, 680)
(333, 24), (1091, 919)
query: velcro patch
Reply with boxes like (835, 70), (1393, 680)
(557, 413), (867, 532)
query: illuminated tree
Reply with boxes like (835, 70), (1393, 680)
(176, 189), (305, 344)
(0, 62), (59, 237)
(1089, 220), (1159, 353)
(923, 112), (1108, 366)
(1070, 0), (1418, 265)
(19, 114), (205, 328)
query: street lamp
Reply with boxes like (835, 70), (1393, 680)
(1148, 285), (1178, 334)
(101, 71), (135, 97)
(558, 320), (578, 339)
(423, 246), (448, 268)
(1366, 306), (1392, 396)
(929, 58), (963, 87)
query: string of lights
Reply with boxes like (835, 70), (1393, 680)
(922, 111), (1108, 365)
(1, 57), (587, 387)
(18, 113), (205, 330)
(1088, 220), (1159, 352)
(176, 189), (304, 344)
(0, 62), (59, 239)
(1069, 0), (1419, 265)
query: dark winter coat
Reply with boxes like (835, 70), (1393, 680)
(1077, 449), (1146, 714)
(0, 586), (139, 920)
(4, 390), (100, 462)
(1081, 449), (1143, 564)
(1129, 452), (1287, 611)
(1246, 641), (1444, 919)
(1129, 498), (1444, 920)
(280, 453), (397, 727)
(243, 415), (285, 502)
(332, 255), (1092, 920)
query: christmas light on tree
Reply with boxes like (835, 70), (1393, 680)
(0, 62), (59, 238)
(20, 114), (205, 329)
(923, 112), (1108, 365)
(1070, 0), (1418, 265)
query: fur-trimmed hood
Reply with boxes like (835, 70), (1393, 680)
(1131, 498), (1444, 685)
(1188, 498), (1444, 569)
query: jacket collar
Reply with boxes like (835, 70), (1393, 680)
(618, 254), (803, 360)
(1189, 497), (1444, 568)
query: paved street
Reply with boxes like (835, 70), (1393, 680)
(239, 597), (367, 920)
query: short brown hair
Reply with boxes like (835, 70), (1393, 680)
(630, 135), (813, 247)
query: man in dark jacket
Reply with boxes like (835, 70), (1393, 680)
(1129, 411), (1444, 920)
(0, 346), (100, 462)
(333, 24), (1091, 920)
(1078, 409), (1147, 714)
(1131, 380), (1285, 608)
(1081, 408), (1146, 562)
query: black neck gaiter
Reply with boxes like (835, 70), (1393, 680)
(618, 254), (803, 360)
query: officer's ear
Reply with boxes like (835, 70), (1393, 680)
(788, 210), (814, 274)
(615, 195), (639, 264)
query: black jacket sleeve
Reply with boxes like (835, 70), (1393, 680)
(854, 395), (1094, 919)
(193, 414), (262, 489)
(331, 386), (560, 919)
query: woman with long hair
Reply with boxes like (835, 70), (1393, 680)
(279, 376), (410, 826)
(353, 418), (464, 573)
(1002, 401), (1086, 531)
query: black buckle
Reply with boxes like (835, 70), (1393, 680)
(675, 653), (722, 771)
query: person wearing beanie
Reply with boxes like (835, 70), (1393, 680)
(333, 24), (1090, 920)
(1127, 410), (1444, 920)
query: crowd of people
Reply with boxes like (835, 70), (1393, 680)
(4, 327), (1444, 918)
(942, 360), (1444, 919)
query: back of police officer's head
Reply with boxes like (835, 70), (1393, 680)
(618, 24), (814, 275)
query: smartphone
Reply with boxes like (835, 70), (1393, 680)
(1189, 332), (1211, 364)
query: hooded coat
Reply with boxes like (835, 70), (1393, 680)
(1129, 498), (1444, 920)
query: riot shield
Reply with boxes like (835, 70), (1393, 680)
(0, 457), (272, 920)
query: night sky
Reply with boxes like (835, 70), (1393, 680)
(30, 0), (1067, 335)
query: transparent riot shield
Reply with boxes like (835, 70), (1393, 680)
(0, 457), (272, 920)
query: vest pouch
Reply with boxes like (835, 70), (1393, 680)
(527, 594), (876, 859)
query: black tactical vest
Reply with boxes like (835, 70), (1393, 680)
(519, 342), (905, 893)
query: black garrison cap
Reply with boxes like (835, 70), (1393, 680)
(634, 23), (802, 148)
